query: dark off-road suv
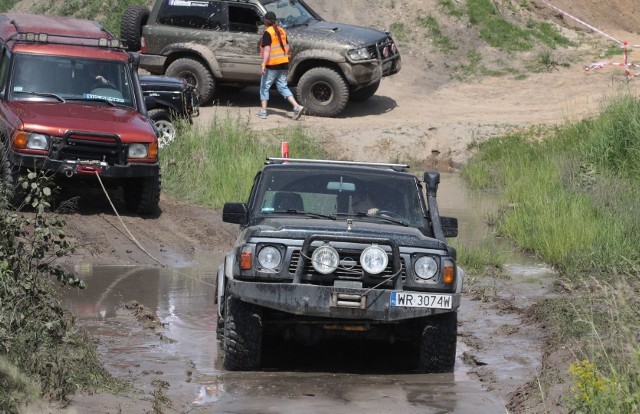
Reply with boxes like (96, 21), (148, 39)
(140, 74), (200, 148)
(217, 158), (463, 372)
(121, 0), (401, 117)
(0, 13), (161, 214)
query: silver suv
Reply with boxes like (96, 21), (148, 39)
(121, 0), (401, 117)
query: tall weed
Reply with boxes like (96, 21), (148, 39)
(160, 112), (326, 207)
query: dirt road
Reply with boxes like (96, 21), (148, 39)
(49, 2), (640, 412)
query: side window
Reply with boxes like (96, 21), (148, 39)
(158, 0), (226, 30)
(0, 46), (10, 97)
(228, 5), (261, 33)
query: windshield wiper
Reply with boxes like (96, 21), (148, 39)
(353, 212), (409, 226)
(272, 210), (336, 220)
(14, 91), (65, 102)
(80, 97), (117, 107)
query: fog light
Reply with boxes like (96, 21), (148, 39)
(360, 245), (388, 275)
(312, 245), (339, 274)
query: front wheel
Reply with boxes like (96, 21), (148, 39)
(123, 174), (161, 216)
(223, 295), (262, 371)
(166, 58), (216, 105)
(148, 109), (176, 148)
(417, 312), (458, 373)
(296, 67), (349, 117)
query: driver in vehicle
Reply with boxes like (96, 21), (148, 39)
(351, 192), (380, 216)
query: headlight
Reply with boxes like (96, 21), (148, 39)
(347, 47), (372, 61)
(128, 143), (148, 158)
(257, 246), (282, 270)
(13, 131), (49, 151)
(360, 245), (388, 275)
(414, 256), (438, 281)
(27, 133), (49, 150)
(311, 245), (339, 274)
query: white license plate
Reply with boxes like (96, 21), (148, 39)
(390, 292), (453, 309)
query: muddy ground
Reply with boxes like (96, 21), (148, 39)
(30, 0), (640, 412)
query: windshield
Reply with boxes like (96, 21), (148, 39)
(261, 0), (316, 28)
(10, 54), (135, 107)
(254, 168), (427, 227)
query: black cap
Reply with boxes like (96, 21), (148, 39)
(264, 11), (277, 21)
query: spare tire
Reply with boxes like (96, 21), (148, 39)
(120, 5), (150, 52)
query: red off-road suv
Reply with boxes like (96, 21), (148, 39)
(0, 13), (161, 215)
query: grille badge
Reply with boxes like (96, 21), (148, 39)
(340, 258), (357, 270)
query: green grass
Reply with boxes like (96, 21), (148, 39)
(466, 0), (571, 52)
(418, 15), (458, 54)
(437, 0), (465, 18)
(160, 113), (327, 207)
(462, 93), (640, 412)
(32, 0), (147, 36)
(389, 21), (409, 43)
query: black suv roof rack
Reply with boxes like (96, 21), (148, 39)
(266, 157), (410, 172)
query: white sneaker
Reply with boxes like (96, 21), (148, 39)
(293, 105), (305, 120)
(256, 109), (267, 119)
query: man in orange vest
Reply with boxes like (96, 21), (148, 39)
(257, 11), (304, 120)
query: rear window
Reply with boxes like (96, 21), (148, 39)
(158, 0), (226, 29)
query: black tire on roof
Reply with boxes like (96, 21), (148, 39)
(296, 67), (349, 117)
(120, 5), (150, 52)
(417, 312), (458, 373)
(166, 58), (216, 105)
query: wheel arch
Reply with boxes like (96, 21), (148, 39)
(289, 52), (347, 86)
(160, 44), (223, 78)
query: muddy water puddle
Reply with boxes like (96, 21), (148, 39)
(59, 173), (554, 412)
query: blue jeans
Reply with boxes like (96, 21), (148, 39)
(260, 69), (292, 101)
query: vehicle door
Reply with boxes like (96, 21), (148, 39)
(218, 2), (263, 82)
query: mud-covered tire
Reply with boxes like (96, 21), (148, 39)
(120, 5), (150, 52)
(417, 312), (457, 373)
(148, 109), (175, 148)
(349, 81), (380, 102)
(123, 174), (161, 216)
(223, 295), (262, 371)
(166, 58), (215, 105)
(296, 67), (349, 117)
(1, 157), (24, 208)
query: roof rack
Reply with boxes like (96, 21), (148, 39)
(266, 158), (410, 172)
(6, 30), (126, 50)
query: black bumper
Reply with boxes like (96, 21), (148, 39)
(228, 279), (460, 322)
(10, 151), (159, 179)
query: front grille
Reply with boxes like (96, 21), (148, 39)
(289, 249), (406, 285)
(53, 131), (124, 165)
(370, 36), (398, 61)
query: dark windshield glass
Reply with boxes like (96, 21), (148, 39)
(10, 54), (135, 107)
(254, 168), (427, 227)
(261, 0), (316, 28)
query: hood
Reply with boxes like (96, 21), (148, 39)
(289, 20), (389, 47)
(248, 217), (447, 250)
(139, 75), (187, 92)
(8, 101), (156, 143)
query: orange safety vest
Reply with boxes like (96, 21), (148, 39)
(260, 25), (290, 66)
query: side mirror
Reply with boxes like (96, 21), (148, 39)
(223, 202), (249, 225)
(441, 216), (458, 238)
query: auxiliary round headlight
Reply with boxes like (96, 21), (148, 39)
(360, 245), (388, 275)
(414, 256), (438, 280)
(311, 245), (339, 274)
(257, 246), (281, 270)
